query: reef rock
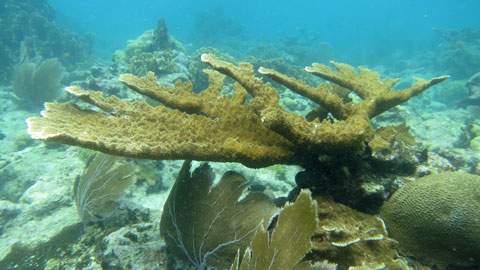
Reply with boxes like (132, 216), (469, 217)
(306, 196), (408, 270)
(458, 71), (480, 107)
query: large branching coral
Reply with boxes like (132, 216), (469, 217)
(27, 54), (448, 168)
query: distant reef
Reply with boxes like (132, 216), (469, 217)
(0, 0), (94, 84)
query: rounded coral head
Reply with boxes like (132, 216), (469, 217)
(380, 172), (480, 267)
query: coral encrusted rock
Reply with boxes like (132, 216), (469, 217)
(380, 172), (480, 267)
(307, 197), (408, 270)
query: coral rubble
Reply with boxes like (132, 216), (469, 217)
(26, 54), (448, 169)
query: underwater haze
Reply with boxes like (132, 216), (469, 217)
(2, 0), (480, 269)
(48, 0), (480, 62)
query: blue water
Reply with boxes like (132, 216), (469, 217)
(2, 1), (480, 269)
(47, 0), (480, 62)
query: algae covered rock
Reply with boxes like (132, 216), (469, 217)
(380, 172), (480, 266)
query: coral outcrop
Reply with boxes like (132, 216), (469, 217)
(307, 197), (408, 270)
(27, 54), (448, 168)
(129, 50), (178, 77)
(112, 18), (188, 82)
(458, 71), (480, 107)
(434, 28), (480, 79)
(380, 172), (480, 267)
(0, 0), (93, 84)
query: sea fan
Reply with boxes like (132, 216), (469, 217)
(160, 161), (277, 269)
(73, 153), (136, 226)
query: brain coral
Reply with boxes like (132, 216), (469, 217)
(380, 172), (480, 266)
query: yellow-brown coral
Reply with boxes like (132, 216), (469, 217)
(380, 172), (480, 266)
(27, 54), (448, 168)
(305, 196), (408, 270)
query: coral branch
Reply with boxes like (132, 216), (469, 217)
(258, 67), (353, 120)
(27, 53), (448, 168)
(202, 54), (374, 154)
(27, 86), (295, 167)
(306, 61), (450, 118)
(366, 76), (450, 118)
(306, 61), (401, 99)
